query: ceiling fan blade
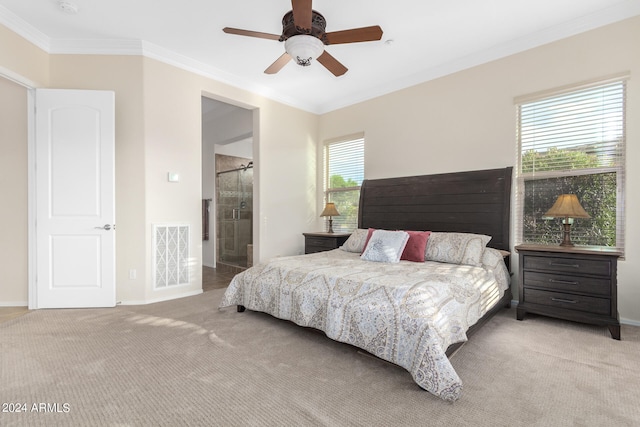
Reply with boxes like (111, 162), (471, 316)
(264, 53), (292, 74)
(325, 25), (383, 45)
(223, 27), (281, 41)
(291, 0), (313, 31)
(317, 51), (348, 77)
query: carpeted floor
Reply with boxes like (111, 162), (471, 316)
(0, 267), (235, 324)
(1, 287), (639, 426)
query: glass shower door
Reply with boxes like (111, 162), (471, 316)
(217, 166), (253, 267)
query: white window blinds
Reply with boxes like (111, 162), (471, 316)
(324, 137), (364, 232)
(515, 78), (626, 250)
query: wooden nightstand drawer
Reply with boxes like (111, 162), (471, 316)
(306, 245), (329, 254)
(305, 236), (336, 249)
(524, 289), (610, 316)
(523, 255), (611, 277)
(522, 271), (610, 296)
(303, 232), (351, 254)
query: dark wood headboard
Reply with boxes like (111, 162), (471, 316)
(357, 167), (513, 252)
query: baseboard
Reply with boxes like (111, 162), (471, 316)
(118, 289), (203, 306)
(0, 301), (28, 307)
(621, 317), (640, 327)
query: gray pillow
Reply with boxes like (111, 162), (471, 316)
(340, 228), (369, 253)
(425, 232), (491, 266)
(360, 230), (410, 263)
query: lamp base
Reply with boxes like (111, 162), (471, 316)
(559, 222), (574, 247)
(327, 218), (334, 233)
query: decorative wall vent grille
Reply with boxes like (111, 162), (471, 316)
(153, 224), (190, 288)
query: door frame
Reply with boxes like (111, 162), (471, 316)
(27, 88), (38, 309)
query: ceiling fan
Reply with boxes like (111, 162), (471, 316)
(223, 0), (383, 77)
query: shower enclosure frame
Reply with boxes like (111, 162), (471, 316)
(216, 161), (253, 269)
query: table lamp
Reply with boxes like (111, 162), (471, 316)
(320, 202), (340, 233)
(544, 194), (590, 247)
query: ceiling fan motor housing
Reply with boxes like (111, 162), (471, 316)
(280, 10), (328, 43)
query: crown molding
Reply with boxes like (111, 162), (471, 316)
(49, 38), (144, 55)
(0, 5), (50, 51)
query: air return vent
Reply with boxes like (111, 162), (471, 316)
(153, 224), (190, 288)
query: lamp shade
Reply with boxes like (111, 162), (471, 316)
(544, 194), (591, 219)
(320, 202), (340, 217)
(285, 35), (325, 67)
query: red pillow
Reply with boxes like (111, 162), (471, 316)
(360, 228), (376, 254)
(401, 231), (431, 262)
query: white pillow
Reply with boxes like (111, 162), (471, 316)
(360, 230), (410, 263)
(425, 232), (491, 266)
(481, 247), (511, 291)
(340, 228), (369, 253)
(481, 247), (508, 270)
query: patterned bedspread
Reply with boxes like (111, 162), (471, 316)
(219, 249), (510, 401)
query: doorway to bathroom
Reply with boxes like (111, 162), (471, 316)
(201, 96), (255, 279)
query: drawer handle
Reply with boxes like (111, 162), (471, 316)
(549, 279), (579, 285)
(549, 262), (580, 268)
(551, 297), (578, 304)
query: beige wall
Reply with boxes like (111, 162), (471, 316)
(319, 16), (640, 324)
(140, 59), (205, 302)
(253, 101), (319, 256)
(0, 77), (28, 304)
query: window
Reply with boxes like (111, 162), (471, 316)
(324, 136), (364, 232)
(515, 78), (626, 250)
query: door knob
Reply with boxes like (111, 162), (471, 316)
(95, 224), (114, 230)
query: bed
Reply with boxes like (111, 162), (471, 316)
(219, 167), (513, 401)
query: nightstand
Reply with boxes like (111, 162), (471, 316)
(515, 244), (621, 340)
(303, 232), (351, 254)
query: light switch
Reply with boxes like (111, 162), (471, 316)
(167, 172), (180, 182)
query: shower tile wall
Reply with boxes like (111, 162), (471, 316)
(216, 154), (253, 270)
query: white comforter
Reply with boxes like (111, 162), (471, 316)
(219, 248), (509, 401)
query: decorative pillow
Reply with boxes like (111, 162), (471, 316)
(400, 231), (431, 262)
(361, 230), (410, 263)
(481, 247), (509, 270)
(360, 228), (376, 254)
(340, 229), (369, 253)
(481, 247), (511, 291)
(425, 232), (491, 266)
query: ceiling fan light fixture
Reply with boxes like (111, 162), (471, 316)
(285, 35), (324, 67)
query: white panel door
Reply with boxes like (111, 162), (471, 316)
(35, 89), (115, 308)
